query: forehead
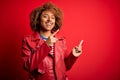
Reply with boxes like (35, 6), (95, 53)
(41, 10), (55, 16)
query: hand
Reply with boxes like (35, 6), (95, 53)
(46, 29), (59, 46)
(72, 40), (84, 57)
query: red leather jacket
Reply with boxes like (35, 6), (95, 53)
(22, 32), (78, 80)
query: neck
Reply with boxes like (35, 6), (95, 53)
(40, 30), (51, 38)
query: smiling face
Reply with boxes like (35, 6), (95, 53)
(40, 10), (55, 32)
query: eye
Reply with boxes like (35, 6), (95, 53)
(51, 16), (55, 19)
(43, 15), (48, 18)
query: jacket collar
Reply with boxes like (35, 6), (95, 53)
(31, 31), (41, 41)
(31, 31), (65, 41)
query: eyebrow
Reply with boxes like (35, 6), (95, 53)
(42, 13), (55, 17)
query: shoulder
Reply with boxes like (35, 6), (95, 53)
(22, 34), (33, 42)
(22, 31), (40, 42)
(22, 32), (41, 50)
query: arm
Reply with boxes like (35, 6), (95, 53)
(64, 40), (83, 71)
(64, 51), (78, 71)
(22, 37), (51, 72)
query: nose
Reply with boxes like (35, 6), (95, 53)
(47, 17), (51, 21)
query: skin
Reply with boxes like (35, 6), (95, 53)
(39, 10), (83, 57)
(40, 10), (55, 38)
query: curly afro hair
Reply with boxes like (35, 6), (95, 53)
(30, 2), (63, 32)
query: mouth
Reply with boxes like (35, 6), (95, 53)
(46, 22), (53, 26)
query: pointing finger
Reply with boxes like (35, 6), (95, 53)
(52, 29), (59, 36)
(79, 40), (84, 47)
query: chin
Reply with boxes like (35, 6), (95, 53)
(45, 27), (54, 30)
(44, 28), (52, 31)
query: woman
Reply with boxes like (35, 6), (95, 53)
(22, 2), (83, 80)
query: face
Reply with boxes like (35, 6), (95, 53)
(40, 10), (55, 32)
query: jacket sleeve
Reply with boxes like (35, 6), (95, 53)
(22, 37), (51, 72)
(63, 39), (78, 71)
(64, 51), (78, 71)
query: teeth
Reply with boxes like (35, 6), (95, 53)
(46, 22), (52, 26)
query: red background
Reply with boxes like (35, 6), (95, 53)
(0, 0), (120, 80)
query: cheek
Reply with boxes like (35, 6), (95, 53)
(40, 20), (45, 27)
(53, 21), (55, 26)
(40, 18), (46, 25)
(40, 18), (46, 22)
(53, 20), (55, 24)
